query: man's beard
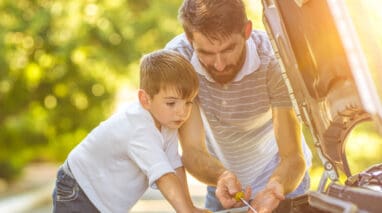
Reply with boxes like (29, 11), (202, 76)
(202, 49), (246, 84)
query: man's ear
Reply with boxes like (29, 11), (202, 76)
(244, 20), (252, 39)
(138, 89), (151, 110)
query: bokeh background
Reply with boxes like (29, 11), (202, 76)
(0, 0), (381, 212)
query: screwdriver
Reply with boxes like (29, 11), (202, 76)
(234, 191), (258, 213)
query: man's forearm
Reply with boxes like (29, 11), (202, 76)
(269, 154), (306, 194)
(179, 104), (227, 186)
(182, 149), (226, 186)
(251, 153), (306, 213)
(271, 107), (307, 194)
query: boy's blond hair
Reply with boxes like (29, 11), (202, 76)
(140, 49), (199, 99)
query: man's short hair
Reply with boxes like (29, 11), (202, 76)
(178, 0), (248, 41)
(139, 49), (199, 99)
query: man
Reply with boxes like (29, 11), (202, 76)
(165, 0), (312, 212)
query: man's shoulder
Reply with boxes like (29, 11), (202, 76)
(251, 29), (268, 38)
(165, 33), (189, 48)
(250, 30), (275, 56)
(164, 33), (193, 60)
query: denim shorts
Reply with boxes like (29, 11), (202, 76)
(205, 172), (310, 211)
(52, 165), (100, 213)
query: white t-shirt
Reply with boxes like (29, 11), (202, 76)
(67, 101), (182, 213)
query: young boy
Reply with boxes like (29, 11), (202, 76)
(52, 49), (207, 213)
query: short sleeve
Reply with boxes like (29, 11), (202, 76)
(266, 60), (292, 108)
(163, 130), (182, 170)
(126, 127), (175, 188)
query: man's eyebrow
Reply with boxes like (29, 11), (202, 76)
(196, 43), (236, 54)
(221, 43), (236, 52)
(196, 48), (215, 55)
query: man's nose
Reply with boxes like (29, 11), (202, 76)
(214, 54), (226, 71)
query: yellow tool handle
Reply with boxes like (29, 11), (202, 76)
(234, 191), (258, 213)
(234, 191), (245, 201)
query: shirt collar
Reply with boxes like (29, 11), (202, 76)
(190, 37), (261, 83)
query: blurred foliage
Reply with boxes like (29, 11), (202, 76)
(304, 121), (382, 190)
(345, 121), (382, 175)
(0, 0), (183, 180)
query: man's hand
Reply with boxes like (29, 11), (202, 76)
(215, 171), (251, 209)
(251, 180), (285, 213)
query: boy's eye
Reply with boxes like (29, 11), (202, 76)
(186, 101), (193, 106)
(166, 102), (175, 106)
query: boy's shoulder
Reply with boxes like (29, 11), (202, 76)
(124, 101), (161, 132)
(102, 101), (152, 133)
(122, 101), (151, 124)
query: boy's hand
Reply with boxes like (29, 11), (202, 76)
(192, 207), (212, 213)
(215, 171), (250, 208)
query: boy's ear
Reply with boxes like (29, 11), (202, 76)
(138, 89), (151, 110)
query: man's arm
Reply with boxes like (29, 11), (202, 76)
(179, 104), (246, 207)
(271, 106), (306, 193)
(252, 107), (306, 212)
(178, 103), (226, 185)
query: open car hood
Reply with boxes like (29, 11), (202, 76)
(216, 1), (382, 212)
(262, 0), (382, 182)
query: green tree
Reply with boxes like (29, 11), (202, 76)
(0, 0), (183, 180)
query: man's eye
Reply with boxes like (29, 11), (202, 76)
(198, 51), (213, 57)
(166, 102), (175, 106)
(223, 47), (235, 53)
(186, 101), (193, 105)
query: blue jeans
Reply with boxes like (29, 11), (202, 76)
(52, 166), (100, 213)
(205, 172), (310, 211)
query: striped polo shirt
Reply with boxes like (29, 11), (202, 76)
(165, 31), (312, 190)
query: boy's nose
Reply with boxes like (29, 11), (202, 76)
(176, 105), (187, 117)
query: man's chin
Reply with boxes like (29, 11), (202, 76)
(208, 69), (238, 84)
(212, 76), (235, 84)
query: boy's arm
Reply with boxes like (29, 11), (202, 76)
(175, 167), (194, 207)
(175, 167), (213, 213)
(156, 172), (193, 212)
